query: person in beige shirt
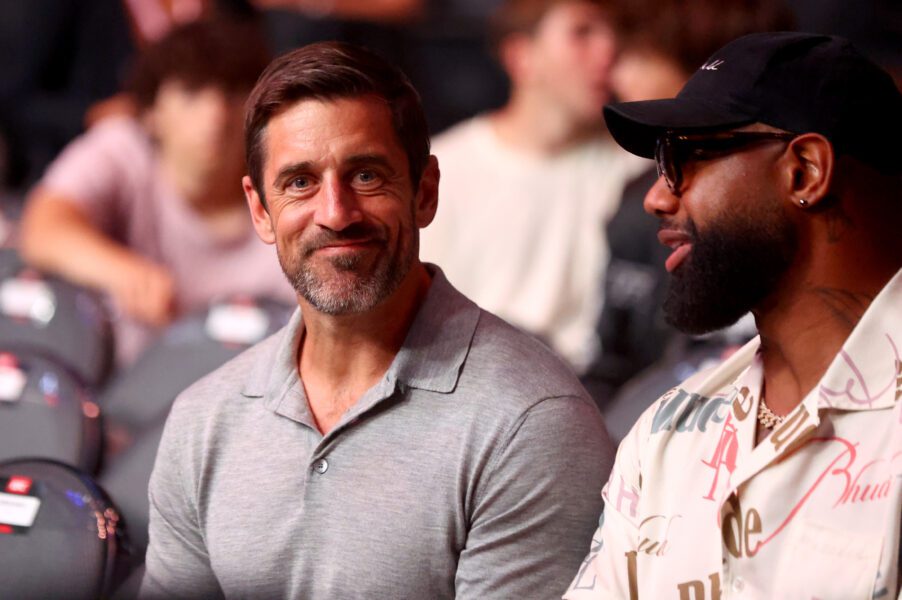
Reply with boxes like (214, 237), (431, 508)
(567, 32), (902, 599)
(420, 0), (645, 373)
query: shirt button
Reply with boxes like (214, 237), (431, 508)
(731, 576), (745, 593)
(313, 458), (328, 474)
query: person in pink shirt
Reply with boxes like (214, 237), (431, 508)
(19, 18), (296, 365)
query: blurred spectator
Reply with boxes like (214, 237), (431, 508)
(420, 0), (645, 373)
(18, 19), (295, 367)
(583, 0), (795, 403)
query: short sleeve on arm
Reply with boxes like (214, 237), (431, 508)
(454, 396), (615, 600)
(38, 117), (148, 233)
(563, 411), (645, 600)
(139, 399), (224, 600)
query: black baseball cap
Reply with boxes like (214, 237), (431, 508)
(604, 32), (902, 174)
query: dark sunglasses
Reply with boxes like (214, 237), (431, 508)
(655, 130), (797, 196)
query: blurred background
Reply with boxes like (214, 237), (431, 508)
(0, 1), (899, 598)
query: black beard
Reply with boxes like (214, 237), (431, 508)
(663, 211), (797, 335)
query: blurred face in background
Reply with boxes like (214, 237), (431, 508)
(147, 79), (247, 203)
(611, 46), (689, 103)
(517, 0), (617, 124)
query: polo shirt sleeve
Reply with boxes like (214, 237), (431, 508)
(563, 406), (646, 599)
(454, 395), (614, 599)
(140, 398), (224, 600)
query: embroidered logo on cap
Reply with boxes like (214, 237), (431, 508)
(700, 59), (725, 71)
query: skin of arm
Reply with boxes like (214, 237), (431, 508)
(19, 188), (176, 326)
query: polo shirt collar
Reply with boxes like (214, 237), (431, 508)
(389, 264), (481, 393)
(241, 264), (480, 406)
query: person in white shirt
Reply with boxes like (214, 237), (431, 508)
(566, 32), (902, 599)
(420, 0), (644, 373)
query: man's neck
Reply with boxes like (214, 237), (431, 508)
(490, 92), (604, 156)
(754, 253), (899, 417)
(297, 263), (433, 435)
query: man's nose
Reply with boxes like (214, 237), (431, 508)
(314, 177), (364, 231)
(644, 176), (680, 217)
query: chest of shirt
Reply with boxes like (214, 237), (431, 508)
(192, 397), (506, 599)
(630, 388), (900, 598)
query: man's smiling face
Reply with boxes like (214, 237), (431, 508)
(245, 95), (436, 315)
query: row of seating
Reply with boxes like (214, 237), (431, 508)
(0, 246), (294, 598)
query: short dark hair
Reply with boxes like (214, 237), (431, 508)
(128, 18), (270, 110)
(244, 41), (431, 202)
(489, 0), (612, 53)
(614, 0), (796, 75)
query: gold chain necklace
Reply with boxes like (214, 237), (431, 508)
(757, 397), (785, 429)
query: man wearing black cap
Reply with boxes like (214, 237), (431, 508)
(565, 32), (902, 599)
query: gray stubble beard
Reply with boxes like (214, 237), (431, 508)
(281, 231), (418, 316)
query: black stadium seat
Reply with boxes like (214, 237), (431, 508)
(0, 249), (113, 388)
(99, 415), (166, 563)
(100, 297), (293, 433)
(0, 350), (102, 472)
(0, 458), (130, 600)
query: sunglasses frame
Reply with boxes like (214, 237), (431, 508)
(655, 130), (797, 196)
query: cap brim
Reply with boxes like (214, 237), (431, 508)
(604, 97), (753, 158)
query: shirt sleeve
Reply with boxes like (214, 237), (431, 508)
(139, 399), (224, 600)
(38, 117), (142, 235)
(563, 412), (645, 599)
(454, 395), (615, 600)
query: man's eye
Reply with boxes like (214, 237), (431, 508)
(353, 169), (381, 186)
(289, 176), (311, 189)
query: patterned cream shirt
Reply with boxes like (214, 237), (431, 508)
(566, 269), (902, 599)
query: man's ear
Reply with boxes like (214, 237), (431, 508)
(414, 155), (440, 228)
(243, 175), (275, 245)
(783, 133), (835, 208)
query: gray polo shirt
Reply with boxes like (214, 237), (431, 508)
(141, 267), (614, 599)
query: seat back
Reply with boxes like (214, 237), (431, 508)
(0, 459), (130, 600)
(100, 297), (293, 431)
(0, 350), (102, 472)
(0, 249), (113, 387)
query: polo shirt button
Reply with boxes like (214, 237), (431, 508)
(313, 458), (329, 474)
(731, 576), (745, 593)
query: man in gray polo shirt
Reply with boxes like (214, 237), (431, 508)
(139, 41), (614, 599)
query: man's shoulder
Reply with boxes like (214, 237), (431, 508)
(167, 326), (286, 421)
(431, 115), (492, 158)
(462, 308), (593, 406)
(40, 116), (154, 191)
(624, 338), (761, 445)
(72, 116), (152, 157)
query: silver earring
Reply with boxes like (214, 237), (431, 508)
(798, 198), (808, 207)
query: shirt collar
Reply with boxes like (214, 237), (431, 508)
(240, 264), (481, 405)
(815, 267), (902, 412)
